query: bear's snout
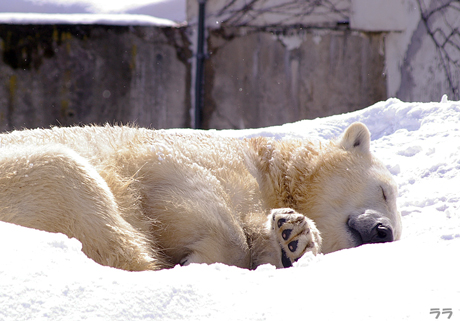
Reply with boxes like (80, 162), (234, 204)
(347, 211), (394, 246)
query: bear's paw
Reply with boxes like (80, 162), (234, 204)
(270, 208), (321, 268)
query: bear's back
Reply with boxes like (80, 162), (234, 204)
(0, 126), (260, 180)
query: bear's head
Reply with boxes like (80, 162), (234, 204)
(295, 122), (402, 254)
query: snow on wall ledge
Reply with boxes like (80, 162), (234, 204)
(0, 13), (177, 26)
(1, 98), (460, 320)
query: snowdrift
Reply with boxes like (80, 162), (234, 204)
(0, 12), (177, 26)
(1, 97), (459, 320)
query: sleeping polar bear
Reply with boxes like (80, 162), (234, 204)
(0, 122), (401, 271)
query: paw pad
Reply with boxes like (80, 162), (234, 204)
(277, 218), (286, 228)
(288, 240), (298, 252)
(282, 229), (292, 240)
(270, 208), (322, 268)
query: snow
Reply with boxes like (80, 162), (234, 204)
(1, 97), (460, 320)
(0, 0), (185, 24)
(0, 12), (177, 27)
(0, 12), (177, 26)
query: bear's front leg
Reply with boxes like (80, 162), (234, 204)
(269, 208), (322, 268)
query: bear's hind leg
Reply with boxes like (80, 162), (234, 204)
(0, 145), (163, 271)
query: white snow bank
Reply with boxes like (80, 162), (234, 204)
(0, 0), (186, 23)
(0, 12), (177, 26)
(1, 97), (460, 320)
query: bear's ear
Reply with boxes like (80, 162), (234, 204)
(339, 122), (371, 153)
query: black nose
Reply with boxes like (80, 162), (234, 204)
(369, 223), (393, 243)
(348, 212), (394, 245)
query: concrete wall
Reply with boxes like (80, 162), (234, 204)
(1, 0), (457, 131)
(187, 0), (387, 129)
(202, 27), (386, 129)
(187, 0), (350, 28)
(0, 20), (386, 130)
(385, 0), (460, 101)
(189, 0), (460, 115)
(350, 0), (459, 101)
(0, 24), (191, 131)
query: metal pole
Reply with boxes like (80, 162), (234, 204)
(194, 0), (206, 129)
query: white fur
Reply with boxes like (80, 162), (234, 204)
(0, 123), (401, 270)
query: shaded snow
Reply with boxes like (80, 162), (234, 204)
(1, 98), (460, 320)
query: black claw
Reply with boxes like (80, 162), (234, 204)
(277, 218), (287, 228)
(288, 240), (298, 252)
(281, 249), (292, 268)
(282, 229), (292, 240)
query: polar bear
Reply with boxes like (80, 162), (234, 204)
(0, 122), (401, 271)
